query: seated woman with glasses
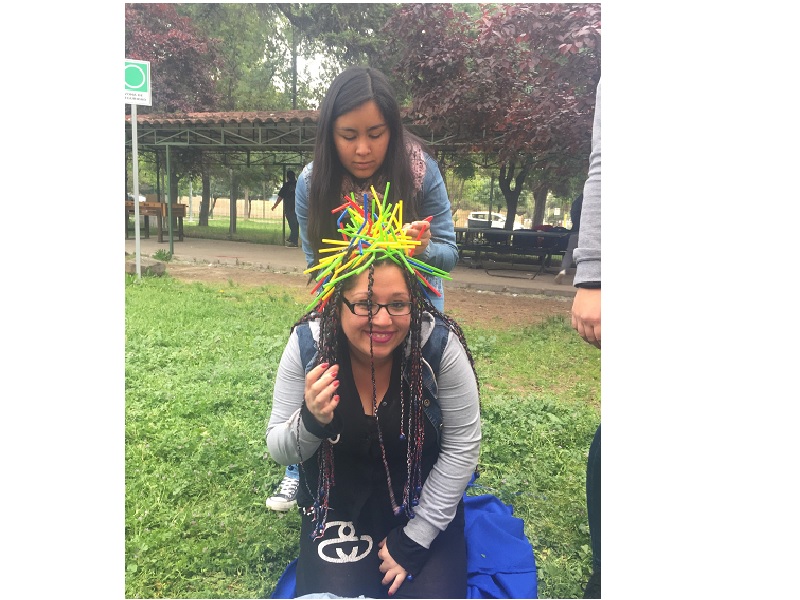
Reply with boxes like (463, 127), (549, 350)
(266, 192), (481, 599)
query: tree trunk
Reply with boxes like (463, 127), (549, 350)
(169, 170), (179, 207)
(155, 150), (162, 202)
(498, 160), (530, 230)
(291, 8), (298, 110)
(199, 167), (210, 226)
(229, 170), (238, 236)
(447, 173), (465, 217)
(531, 181), (548, 227)
(169, 170), (180, 236)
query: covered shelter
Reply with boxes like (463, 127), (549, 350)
(125, 109), (467, 155)
(124, 110), (469, 246)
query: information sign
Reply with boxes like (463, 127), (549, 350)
(125, 59), (151, 106)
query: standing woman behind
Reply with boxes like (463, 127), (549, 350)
(296, 65), (458, 312)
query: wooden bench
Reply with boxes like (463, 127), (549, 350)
(455, 227), (569, 275)
(126, 201), (185, 241)
(125, 201), (159, 239)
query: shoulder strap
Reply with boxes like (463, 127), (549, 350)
(295, 322), (317, 373)
(299, 318), (447, 378)
(296, 318), (451, 439)
(421, 317), (450, 373)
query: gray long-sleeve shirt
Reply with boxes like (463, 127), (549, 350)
(574, 80), (601, 287)
(266, 314), (481, 550)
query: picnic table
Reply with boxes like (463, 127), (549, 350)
(126, 201), (185, 242)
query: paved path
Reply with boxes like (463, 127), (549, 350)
(125, 235), (577, 298)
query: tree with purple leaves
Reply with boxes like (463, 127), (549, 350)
(385, 3), (601, 227)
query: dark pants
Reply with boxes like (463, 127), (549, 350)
(295, 499), (466, 599)
(561, 232), (579, 271)
(285, 209), (298, 244)
(586, 425), (601, 571)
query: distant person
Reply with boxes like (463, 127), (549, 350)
(554, 193), (583, 284)
(272, 170), (299, 248)
(571, 79), (601, 599)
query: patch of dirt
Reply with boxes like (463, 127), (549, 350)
(162, 262), (571, 330)
(442, 287), (571, 329)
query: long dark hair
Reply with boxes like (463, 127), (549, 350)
(307, 66), (428, 266)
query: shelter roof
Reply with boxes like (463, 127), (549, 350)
(125, 109), (466, 156)
(127, 109), (319, 127)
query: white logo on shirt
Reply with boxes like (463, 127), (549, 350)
(317, 521), (373, 563)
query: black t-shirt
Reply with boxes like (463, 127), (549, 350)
(570, 195), (583, 232)
(296, 332), (440, 521)
(277, 181), (296, 210)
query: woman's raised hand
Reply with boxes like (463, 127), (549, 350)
(304, 362), (340, 424)
(403, 219), (432, 256)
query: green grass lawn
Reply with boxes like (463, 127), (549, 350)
(125, 274), (600, 598)
(183, 217), (286, 246)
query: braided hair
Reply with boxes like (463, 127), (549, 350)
(290, 258), (478, 537)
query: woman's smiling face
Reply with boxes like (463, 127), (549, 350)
(333, 100), (390, 180)
(339, 263), (411, 364)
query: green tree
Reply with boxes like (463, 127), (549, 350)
(385, 3), (601, 227)
(126, 3), (227, 227)
(125, 3), (223, 113)
(275, 3), (403, 106)
(177, 3), (292, 111)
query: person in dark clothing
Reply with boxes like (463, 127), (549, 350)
(273, 170), (299, 247)
(554, 193), (583, 284)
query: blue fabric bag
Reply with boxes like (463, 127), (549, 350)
(271, 489), (536, 599)
(463, 493), (537, 599)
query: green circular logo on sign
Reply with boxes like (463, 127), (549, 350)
(125, 63), (148, 91)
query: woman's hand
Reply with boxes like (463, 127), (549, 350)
(304, 362), (340, 424)
(377, 538), (408, 596)
(403, 219), (432, 256)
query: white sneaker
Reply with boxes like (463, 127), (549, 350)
(266, 475), (299, 511)
(554, 270), (566, 284)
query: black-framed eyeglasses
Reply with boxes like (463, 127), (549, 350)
(341, 297), (413, 317)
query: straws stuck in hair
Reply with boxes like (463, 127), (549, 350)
(303, 182), (452, 312)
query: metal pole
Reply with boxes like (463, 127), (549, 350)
(132, 104), (141, 280)
(281, 166), (286, 243)
(166, 145), (174, 255)
(489, 174), (495, 222)
(189, 180), (193, 220)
